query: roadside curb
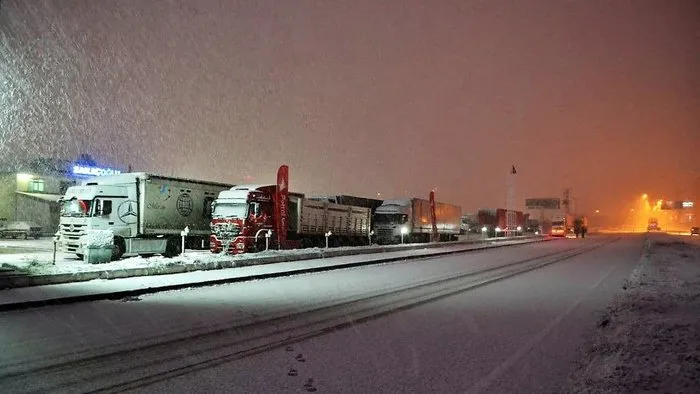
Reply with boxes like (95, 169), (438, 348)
(0, 237), (552, 312)
(0, 236), (541, 289)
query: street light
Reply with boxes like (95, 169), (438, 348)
(180, 226), (190, 257)
(400, 226), (408, 244)
(325, 231), (332, 248)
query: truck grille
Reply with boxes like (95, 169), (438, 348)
(376, 228), (394, 237)
(60, 223), (87, 252)
(212, 222), (241, 239)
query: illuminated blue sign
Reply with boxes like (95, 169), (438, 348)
(72, 165), (122, 177)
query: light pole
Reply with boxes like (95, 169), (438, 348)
(325, 231), (332, 248)
(180, 226), (189, 257)
(400, 226), (408, 244)
(265, 230), (272, 251)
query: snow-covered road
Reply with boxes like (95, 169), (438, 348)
(0, 235), (644, 393)
(564, 233), (700, 393)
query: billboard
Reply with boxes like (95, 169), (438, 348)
(525, 198), (561, 210)
(660, 201), (695, 210)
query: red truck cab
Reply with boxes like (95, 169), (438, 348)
(210, 185), (277, 254)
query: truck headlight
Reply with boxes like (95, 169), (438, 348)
(236, 243), (245, 249)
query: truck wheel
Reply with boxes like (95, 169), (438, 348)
(111, 237), (126, 261)
(163, 237), (182, 258)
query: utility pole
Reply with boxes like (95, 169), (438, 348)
(563, 188), (571, 215)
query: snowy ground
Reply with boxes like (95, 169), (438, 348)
(564, 233), (700, 393)
(0, 237), (530, 277)
(0, 235), (640, 393)
(0, 237), (54, 251)
(0, 246), (369, 276)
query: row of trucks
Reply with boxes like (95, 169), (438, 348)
(56, 166), (463, 260)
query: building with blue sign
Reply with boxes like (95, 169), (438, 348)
(0, 154), (125, 235)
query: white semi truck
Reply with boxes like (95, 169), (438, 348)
(58, 173), (233, 260)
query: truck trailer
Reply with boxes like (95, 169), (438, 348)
(58, 173), (234, 260)
(374, 197), (461, 244)
(308, 195), (384, 216)
(210, 167), (373, 254)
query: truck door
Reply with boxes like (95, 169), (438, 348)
(94, 198), (131, 237)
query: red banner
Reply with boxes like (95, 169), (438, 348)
(429, 190), (438, 242)
(275, 165), (289, 248)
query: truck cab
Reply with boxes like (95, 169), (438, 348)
(58, 184), (131, 259)
(210, 185), (280, 254)
(551, 214), (573, 237)
(373, 200), (411, 244)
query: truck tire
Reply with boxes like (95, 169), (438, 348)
(163, 237), (182, 258)
(111, 237), (126, 261)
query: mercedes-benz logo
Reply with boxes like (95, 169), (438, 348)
(117, 200), (138, 224)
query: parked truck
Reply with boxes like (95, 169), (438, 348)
(373, 196), (461, 244)
(477, 208), (526, 237)
(57, 173), (234, 260)
(551, 213), (575, 237)
(210, 166), (373, 254)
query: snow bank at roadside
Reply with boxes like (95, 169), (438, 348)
(0, 245), (399, 276)
(564, 235), (700, 393)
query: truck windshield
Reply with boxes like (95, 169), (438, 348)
(552, 220), (564, 226)
(374, 213), (406, 225)
(212, 203), (248, 219)
(61, 199), (91, 217)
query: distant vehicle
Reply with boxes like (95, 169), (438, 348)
(58, 173), (234, 260)
(0, 220), (42, 239)
(460, 213), (480, 234)
(477, 208), (526, 237)
(374, 197), (461, 244)
(551, 213), (575, 237)
(647, 218), (661, 231)
(691, 227), (700, 236)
